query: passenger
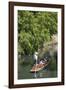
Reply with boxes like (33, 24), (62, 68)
(39, 60), (44, 64)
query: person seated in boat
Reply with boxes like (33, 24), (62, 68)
(44, 57), (48, 63)
(39, 59), (44, 64)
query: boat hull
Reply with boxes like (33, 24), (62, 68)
(30, 62), (49, 73)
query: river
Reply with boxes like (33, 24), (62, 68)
(18, 55), (57, 79)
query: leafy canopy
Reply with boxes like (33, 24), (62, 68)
(18, 11), (57, 55)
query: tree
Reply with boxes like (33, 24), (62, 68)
(18, 11), (57, 55)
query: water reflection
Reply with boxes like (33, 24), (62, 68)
(32, 69), (57, 79)
(33, 72), (37, 78)
(18, 50), (57, 79)
(33, 70), (45, 78)
(18, 61), (57, 79)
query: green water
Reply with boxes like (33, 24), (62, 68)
(18, 56), (57, 79)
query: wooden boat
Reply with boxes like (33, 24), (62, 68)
(30, 61), (49, 73)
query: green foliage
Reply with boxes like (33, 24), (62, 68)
(18, 11), (57, 55)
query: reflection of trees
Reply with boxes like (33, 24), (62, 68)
(48, 51), (57, 71)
